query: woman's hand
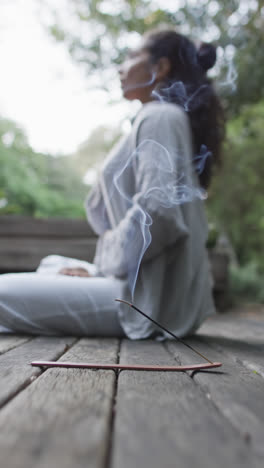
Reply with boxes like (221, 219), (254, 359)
(58, 267), (91, 277)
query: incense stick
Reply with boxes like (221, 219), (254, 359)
(115, 299), (214, 364)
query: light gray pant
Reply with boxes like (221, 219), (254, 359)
(0, 256), (125, 336)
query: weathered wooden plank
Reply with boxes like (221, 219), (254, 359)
(0, 334), (32, 355)
(197, 309), (264, 376)
(0, 238), (97, 272)
(0, 238), (97, 250)
(111, 339), (260, 468)
(0, 336), (76, 408)
(197, 333), (264, 378)
(199, 310), (264, 349)
(0, 215), (96, 238)
(166, 333), (264, 458)
(0, 338), (119, 468)
(214, 336), (263, 379)
(200, 310), (264, 341)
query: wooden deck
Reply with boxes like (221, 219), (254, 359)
(0, 306), (263, 468)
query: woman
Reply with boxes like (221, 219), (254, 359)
(0, 29), (224, 338)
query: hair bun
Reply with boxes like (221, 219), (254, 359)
(197, 43), (216, 71)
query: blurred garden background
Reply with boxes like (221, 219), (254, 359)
(0, 0), (264, 303)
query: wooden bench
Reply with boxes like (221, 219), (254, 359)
(0, 215), (97, 273)
(0, 215), (229, 307)
(0, 306), (263, 467)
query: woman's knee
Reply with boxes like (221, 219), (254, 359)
(0, 274), (16, 299)
(0, 273), (35, 309)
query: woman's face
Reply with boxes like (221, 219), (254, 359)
(118, 48), (156, 103)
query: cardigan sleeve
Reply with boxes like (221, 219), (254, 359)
(95, 104), (195, 278)
(85, 183), (111, 236)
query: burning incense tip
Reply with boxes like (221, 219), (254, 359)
(115, 299), (132, 306)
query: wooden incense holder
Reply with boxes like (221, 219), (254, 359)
(31, 299), (222, 373)
(31, 360), (222, 372)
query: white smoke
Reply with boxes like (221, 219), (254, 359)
(112, 134), (209, 296)
(217, 48), (238, 93)
(152, 81), (210, 112)
(121, 71), (157, 94)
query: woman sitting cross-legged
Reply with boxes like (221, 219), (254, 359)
(0, 29), (224, 338)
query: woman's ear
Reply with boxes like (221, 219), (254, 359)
(154, 57), (171, 81)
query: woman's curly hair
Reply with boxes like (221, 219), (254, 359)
(143, 29), (225, 189)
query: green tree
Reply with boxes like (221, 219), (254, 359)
(40, 0), (264, 114)
(208, 100), (264, 271)
(71, 125), (122, 177)
(0, 116), (86, 218)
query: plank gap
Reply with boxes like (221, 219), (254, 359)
(194, 334), (264, 380)
(233, 356), (264, 380)
(166, 342), (253, 446)
(111, 339), (259, 468)
(0, 335), (34, 356)
(162, 340), (184, 367)
(0, 337), (79, 411)
(166, 337), (264, 456)
(105, 338), (121, 468)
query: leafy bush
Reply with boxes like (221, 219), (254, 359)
(230, 263), (264, 304)
(0, 117), (87, 218)
(208, 100), (264, 273)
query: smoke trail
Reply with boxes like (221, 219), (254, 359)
(112, 133), (209, 296)
(217, 50), (238, 93)
(165, 5), (238, 94)
(121, 72), (157, 94)
(194, 144), (212, 175)
(152, 81), (210, 112)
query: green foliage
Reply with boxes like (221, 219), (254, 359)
(230, 263), (264, 304)
(208, 100), (264, 272)
(0, 117), (86, 218)
(206, 223), (219, 249)
(44, 0), (172, 70)
(71, 125), (122, 175)
(41, 0), (264, 114)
